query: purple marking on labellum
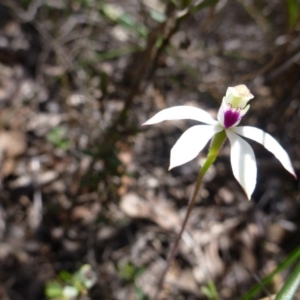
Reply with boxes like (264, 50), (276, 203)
(224, 109), (241, 128)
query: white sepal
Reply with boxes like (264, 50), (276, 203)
(169, 125), (222, 170)
(226, 130), (257, 200)
(233, 126), (296, 178)
(143, 106), (218, 126)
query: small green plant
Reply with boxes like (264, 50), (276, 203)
(46, 126), (70, 150)
(45, 264), (97, 300)
(201, 281), (218, 300)
(119, 261), (145, 283)
(117, 261), (149, 299)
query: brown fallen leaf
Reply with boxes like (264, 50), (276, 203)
(120, 193), (181, 231)
(0, 131), (26, 177)
(0, 131), (26, 158)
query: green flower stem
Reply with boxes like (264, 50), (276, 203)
(154, 130), (227, 300)
(275, 260), (300, 300)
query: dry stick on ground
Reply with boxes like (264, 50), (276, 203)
(239, 21), (298, 83)
(111, 3), (176, 130)
(153, 173), (203, 300)
(82, 4), (178, 190)
(1, 0), (43, 22)
(147, 5), (192, 83)
(101, 2), (177, 145)
(85, 25), (165, 179)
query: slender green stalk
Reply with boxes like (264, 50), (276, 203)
(154, 130), (227, 300)
(275, 260), (300, 300)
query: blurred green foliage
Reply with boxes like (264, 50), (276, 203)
(202, 281), (218, 300)
(45, 264), (97, 300)
(286, 0), (299, 29)
(275, 260), (300, 300)
(241, 245), (300, 300)
(46, 126), (70, 150)
(116, 261), (149, 299)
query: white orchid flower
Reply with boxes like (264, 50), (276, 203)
(143, 85), (296, 199)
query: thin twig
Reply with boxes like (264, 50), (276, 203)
(110, 3), (176, 130)
(28, 157), (42, 230)
(153, 168), (204, 300)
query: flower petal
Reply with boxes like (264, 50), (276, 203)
(169, 125), (222, 170)
(226, 130), (257, 200)
(233, 126), (296, 177)
(143, 106), (218, 126)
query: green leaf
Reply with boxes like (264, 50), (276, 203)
(100, 4), (148, 38)
(275, 260), (300, 300)
(59, 271), (73, 283)
(170, 0), (180, 7)
(190, 0), (219, 14)
(135, 285), (150, 300)
(286, 0), (299, 29)
(241, 245), (300, 300)
(201, 281), (218, 300)
(46, 127), (70, 150)
(97, 46), (141, 61)
(149, 9), (166, 23)
(45, 280), (63, 298)
(119, 261), (145, 283)
(182, 0), (193, 7)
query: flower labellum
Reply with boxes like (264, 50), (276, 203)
(218, 85), (254, 129)
(143, 85), (296, 199)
